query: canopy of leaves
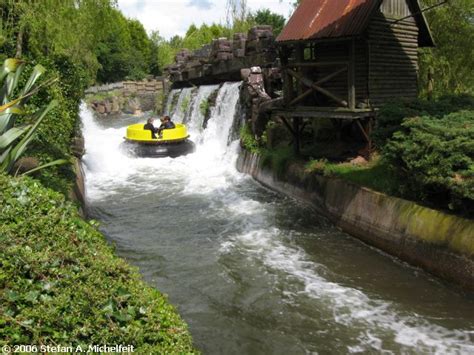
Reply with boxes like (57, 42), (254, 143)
(253, 9), (286, 36)
(1, 0), (157, 84)
(419, 0), (473, 96)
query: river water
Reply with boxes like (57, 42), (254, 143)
(81, 82), (474, 354)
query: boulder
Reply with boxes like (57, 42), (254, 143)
(95, 103), (105, 114)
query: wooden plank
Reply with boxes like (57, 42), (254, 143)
(287, 69), (348, 107)
(279, 115), (296, 136)
(348, 39), (356, 110)
(293, 117), (301, 155)
(289, 67), (348, 106)
(287, 61), (349, 68)
(356, 119), (370, 143)
(273, 108), (375, 120)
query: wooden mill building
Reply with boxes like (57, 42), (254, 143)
(274, 0), (434, 153)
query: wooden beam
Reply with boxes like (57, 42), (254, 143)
(273, 107), (376, 120)
(287, 61), (349, 68)
(287, 69), (348, 107)
(293, 117), (301, 155)
(355, 119), (370, 143)
(348, 38), (356, 110)
(289, 66), (348, 106)
(278, 116), (296, 136)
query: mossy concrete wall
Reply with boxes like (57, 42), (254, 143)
(237, 149), (474, 292)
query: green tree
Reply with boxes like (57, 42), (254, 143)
(253, 9), (286, 36)
(419, 0), (474, 97)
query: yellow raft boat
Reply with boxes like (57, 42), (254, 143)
(122, 123), (195, 158)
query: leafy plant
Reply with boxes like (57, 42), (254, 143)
(199, 98), (210, 117)
(384, 110), (474, 215)
(0, 58), (67, 175)
(0, 174), (197, 352)
(240, 123), (261, 154)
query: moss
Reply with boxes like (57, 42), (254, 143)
(0, 174), (198, 353)
(396, 201), (474, 255)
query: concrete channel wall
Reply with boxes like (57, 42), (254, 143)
(236, 149), (474, 292)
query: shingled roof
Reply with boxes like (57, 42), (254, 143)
(277, 0), (434, 47)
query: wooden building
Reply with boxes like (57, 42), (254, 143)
(274, 0), (434, 154)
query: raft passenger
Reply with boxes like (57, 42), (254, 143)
(144, 117), (159, 139)
(158, 116), (176, 137)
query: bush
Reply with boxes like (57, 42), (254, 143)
(383, 111), (474, 216)
(240, 123), (261, 154)
(373, 94), (474, 147)
(0, 174), (197, 352)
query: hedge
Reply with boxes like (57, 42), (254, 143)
(0, 174), (198, 353)
(384, 110), (474, 216)
(373, 94), (474, 147)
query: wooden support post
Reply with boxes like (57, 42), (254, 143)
(355, 119), (370, 143)
(293, 117), (301, 155)
(279, 116), (296, 136)
(348, 38), (356, 110)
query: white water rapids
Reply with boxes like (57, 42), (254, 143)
(81, 82), (474, 354)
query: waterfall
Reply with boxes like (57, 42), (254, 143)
(170, 87), (193, 123)
(81, 81), (243, 199)
(185, 84), (220, 137)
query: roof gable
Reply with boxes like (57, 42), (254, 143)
(277, 0), (434, 47)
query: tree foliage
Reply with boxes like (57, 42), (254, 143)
(419, 0), (474, 97)
(253, 9), (286, 36)
(1, 0), (157, 84)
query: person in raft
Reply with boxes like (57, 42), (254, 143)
(144, 117), (159, 139)
(157, 116), (176, 137)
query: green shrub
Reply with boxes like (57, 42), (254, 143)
(384, 111), (474, 216)
(374, 94), (474, 147)
(0, 174), (197, 352)
(240, 123), (261, 154)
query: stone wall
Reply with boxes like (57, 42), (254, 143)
(237, 149), (474, 293)
(165, 26), (279, 86)
(85, 78), (167, 115)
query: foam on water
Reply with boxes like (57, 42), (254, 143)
(221, 229), (473, 353)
